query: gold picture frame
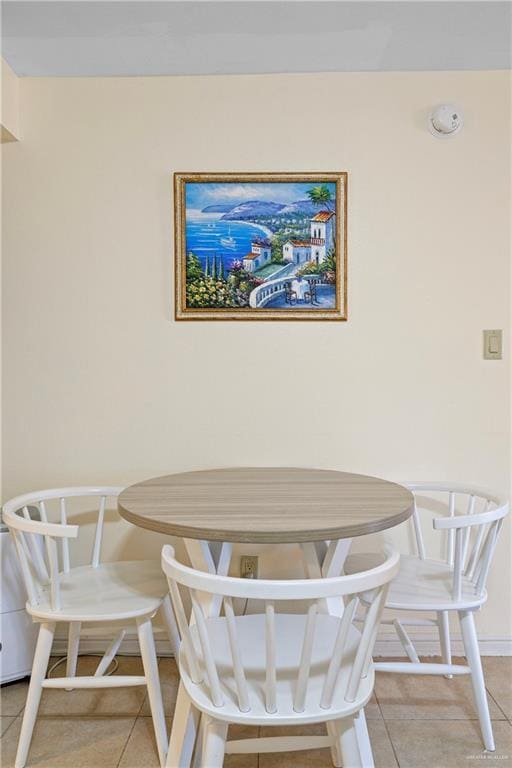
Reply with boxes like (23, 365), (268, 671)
(174, 172), (347, 321)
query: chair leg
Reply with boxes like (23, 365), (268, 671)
(459, 610), (495, 751)
(201, 717), (228, 768)
(94, 630), (126, 677)
(65, 621), (81, 690)
(192, 716), (205, 768)
(166, 682), (199, 768)
(15, 621), (55, 768)
(333, 716), (368, 768)
(160, 593), (181, 658)
(326, 721), (342, 767)
(137, 616), (168, 767)
(353, 708), (375, 768)
(438, 611), (453, 679)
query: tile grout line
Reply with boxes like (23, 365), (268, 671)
(115, 716), (139, 768)
(0, 713), (21, 739)
(381, 716), (402, 768)
(373, 690), (402, 768)
(373, 674), (510, 723)
(115, 687), (147, 768)
(485, 686), (509, 721)
(116, 654), (177, 767)
(0, 706), (24, 719)
(115, 654), (153, 768)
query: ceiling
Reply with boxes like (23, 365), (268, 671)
(2, 1), (511, 77)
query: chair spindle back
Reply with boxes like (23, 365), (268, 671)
(162, 544), (399, 716)
(2, 487), (124, 612)
(406, 483), (508, 600)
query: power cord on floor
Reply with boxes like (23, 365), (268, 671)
(47, 654), (119, 678)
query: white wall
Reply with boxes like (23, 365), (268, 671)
(2, 70), (510, 645)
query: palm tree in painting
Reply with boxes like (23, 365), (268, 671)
(307, 185), (334, 211)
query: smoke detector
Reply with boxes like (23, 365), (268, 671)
(428, 104), (463, 138)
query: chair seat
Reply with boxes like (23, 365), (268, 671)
(344, 553), (486, 611)
(27, 560), (168, 621)
(179, 612), (374, 727)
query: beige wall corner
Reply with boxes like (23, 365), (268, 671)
(1, 58), (20, 142)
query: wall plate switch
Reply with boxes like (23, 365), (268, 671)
(240, 555), (258, 579)
(483, 330), (503, 360)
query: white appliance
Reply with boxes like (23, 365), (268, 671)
(1, 516), (39, 683)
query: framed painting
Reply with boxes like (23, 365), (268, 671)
(174, 172), (347, 321)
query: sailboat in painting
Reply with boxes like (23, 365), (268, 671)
(220, 224), (236, 249)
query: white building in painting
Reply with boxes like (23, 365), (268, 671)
(282, 240), (311, 266)
(310, 210), (335, 263)
(242, 239), (272, 273)
(282, 210), (336, 265)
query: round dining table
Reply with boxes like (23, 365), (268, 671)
(118, 467), (413, 542)
(118, 467), (413, 766)
(118, 466), (413, 605)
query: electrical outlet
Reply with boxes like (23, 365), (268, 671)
(240, 555), (258, 579)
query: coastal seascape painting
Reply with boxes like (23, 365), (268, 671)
(174, 172), (347, 320)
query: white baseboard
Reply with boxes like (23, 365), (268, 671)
(373, 635), (512, 657)
(51, 629), (512, 659)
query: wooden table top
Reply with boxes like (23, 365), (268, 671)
(118, 468), (413, 544)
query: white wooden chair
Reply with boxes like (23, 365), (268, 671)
(2, 486), (180, 768)
(344, 482), (509, 752)
(161, 542), (399, 768)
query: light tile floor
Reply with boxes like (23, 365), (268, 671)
(1, 656), (511, 767)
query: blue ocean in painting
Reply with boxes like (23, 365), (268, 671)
(185, 212), (271, 271)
